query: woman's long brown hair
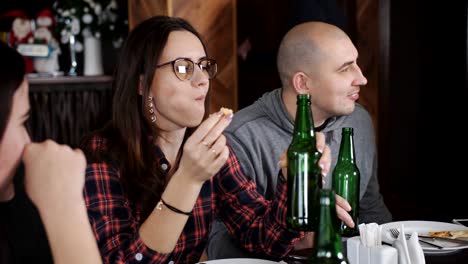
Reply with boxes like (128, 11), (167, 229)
(82, 16), (209, 221)
(0, 42), (26, 141)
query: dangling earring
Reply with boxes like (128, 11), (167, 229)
(148, 96), (156, 123)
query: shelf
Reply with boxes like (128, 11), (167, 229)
(27, 75), (113, 85)
(27, 75), (113, 93)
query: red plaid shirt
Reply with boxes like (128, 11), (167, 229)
(84, 136), (300, 263)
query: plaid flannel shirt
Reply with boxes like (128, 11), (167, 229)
(83, 136), (300, 263)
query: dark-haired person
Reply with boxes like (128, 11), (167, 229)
(81, 16), (354, 263)
(0, 41), (101, 264)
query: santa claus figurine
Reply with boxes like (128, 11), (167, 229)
(9, 15), (34, 45)
(8, 11), (34, 73)
(33, 9), (61, 74)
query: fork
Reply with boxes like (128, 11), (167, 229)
(389, 228), (444, 249)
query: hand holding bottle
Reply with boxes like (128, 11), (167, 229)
(332, 127), (360, 236)
(279, 131), (331, 181)
(286, 94), (330, 231)
(279, 143), (355, 230)
(335, 194), (355, 228)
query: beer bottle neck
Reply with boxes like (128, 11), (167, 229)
(337, 128), (356, 164)
(314, 190), (346, 260)
(293, 96), (316, 144)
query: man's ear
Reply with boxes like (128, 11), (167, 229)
(138, 75), (144, 95)
(291, 72), (311, 95)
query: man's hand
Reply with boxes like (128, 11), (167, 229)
(279, 132), (331, 181)
(336, 194), (354, 228)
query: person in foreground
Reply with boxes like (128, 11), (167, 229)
(80, 16), (353, 263)
(207, 21), (392, 259)
(0, 42), (101, 264)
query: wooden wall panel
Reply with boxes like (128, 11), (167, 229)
(354, 0), (379, 136)
(172, 0), (237, 112)
(128, 0), (168, 29)
(127, 0), (238, 113)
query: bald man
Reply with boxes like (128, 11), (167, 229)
(207, 21), (392, 260)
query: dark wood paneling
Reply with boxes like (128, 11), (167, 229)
(378, 1), (468, 221)
(27, 81), (112, 147)
(172, 0), (238, 112)
(128, 0), (168, 29)
(354, 0), (379, 136)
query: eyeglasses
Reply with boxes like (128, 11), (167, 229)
(156, 58), (218, 81)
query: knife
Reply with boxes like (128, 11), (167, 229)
(405, 234), (468, 245)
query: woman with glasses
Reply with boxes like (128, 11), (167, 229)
(81, 16), (333, 263)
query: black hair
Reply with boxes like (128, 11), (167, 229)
(0, 41), (26, 141)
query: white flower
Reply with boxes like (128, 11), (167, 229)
(61, 33), (70, 44)
(56, 0), (124, 42)
(75, 41), (83, 52)
(83, 0), (95, 7)
(94, 4), (102, 15)
(107, 12), (117, 22)
(71, 17), (80, 35)
(82, 14), (93, 24)
(82, 27), (92, 38)
(112, 37), (123, 48)
(108, 0), (117, 9)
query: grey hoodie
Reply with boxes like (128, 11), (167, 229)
(207, 88), (392, 259)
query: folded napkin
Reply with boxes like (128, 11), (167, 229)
(392, 224), (425, 264)
(347, 223), (397, 264)
(359, 223), (382, 247)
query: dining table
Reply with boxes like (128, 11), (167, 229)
(283, 247), (468, 264)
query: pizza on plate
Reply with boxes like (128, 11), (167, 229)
(429, 230), (468, 239)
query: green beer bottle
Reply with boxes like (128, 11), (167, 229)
(308, 189), (348, 264)
(332, 127), (360, 236)
(287, 94), (322, 231)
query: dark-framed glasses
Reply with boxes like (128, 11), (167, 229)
(156, 58), (217, 81)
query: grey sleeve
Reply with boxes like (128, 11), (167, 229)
(206, 219), (257, 259)
(359, 152), (392, 224)
(223, 131), (258, 181)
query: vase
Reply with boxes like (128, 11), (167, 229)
(84, 36), (103, 76)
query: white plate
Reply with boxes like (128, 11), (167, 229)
(381, 221), (468, 255)
(197, 259), (280, 264)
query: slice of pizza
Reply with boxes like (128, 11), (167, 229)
(429, 230), (468, 239)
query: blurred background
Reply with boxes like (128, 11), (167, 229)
(1, 0), (467, 224)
